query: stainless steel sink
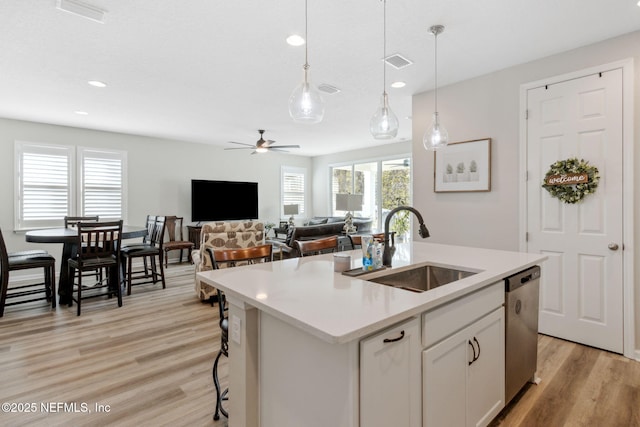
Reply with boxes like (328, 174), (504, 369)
(367, 264), (477, 293)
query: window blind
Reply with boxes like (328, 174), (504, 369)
(16, 143), (72, 229)
(80, 149), (126, 220)
(282, 168), (305, 216)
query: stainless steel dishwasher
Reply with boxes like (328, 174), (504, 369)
(504, 265), (540, 404)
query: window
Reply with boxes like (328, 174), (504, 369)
(330, 156), (411, 232)
(281, 166), (306, 218)
(15, 142), (127, 230)
(79, 147), (126, 220)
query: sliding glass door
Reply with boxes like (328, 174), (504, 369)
(331, 156), (410, 232)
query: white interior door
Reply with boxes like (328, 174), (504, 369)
(526, 69), (624, 353)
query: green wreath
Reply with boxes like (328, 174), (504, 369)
(541, 158), (599, 204)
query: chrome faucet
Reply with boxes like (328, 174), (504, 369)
(383, 206), (430, 267)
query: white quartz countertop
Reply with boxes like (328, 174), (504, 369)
(197, 242), (546, 344)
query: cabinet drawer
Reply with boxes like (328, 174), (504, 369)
(422, 281), (503, 348)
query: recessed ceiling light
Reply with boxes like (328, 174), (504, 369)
(286, 34), (305, 46)
(391, 81), (406, 88)
(637, 0), (640, 6)
(88, 80), (107, 88)
(74, 110), (88, 115)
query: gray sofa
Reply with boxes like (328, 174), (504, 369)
(268, 217), (372, 258)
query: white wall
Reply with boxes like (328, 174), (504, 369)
(0, 117), (311, 259)
(412, 30), (640, 353)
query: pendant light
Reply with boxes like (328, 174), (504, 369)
(369, 0), (398, 139)
(289, 0), (324, 124)
(423, 25), (448, 150)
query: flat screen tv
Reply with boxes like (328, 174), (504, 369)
(191, 180), (258, 222)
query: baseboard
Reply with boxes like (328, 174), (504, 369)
(635, 349), (640, 362)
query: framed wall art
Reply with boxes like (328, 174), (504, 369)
(434, 138), (491, 192)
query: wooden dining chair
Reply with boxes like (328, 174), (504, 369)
(0, 228), (56, 317)
(68, 220), (123, 316)
(64, 215), (99, 228)
(295, 235), (339, 257)
(163, 216), (195, 267)
(65, 215), (102, 281)
(206, 243), (273, 421)
(121, 216), (166, 295)
(121, 215), (159, 276)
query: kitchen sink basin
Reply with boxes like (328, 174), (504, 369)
(367, 264), (477, 293)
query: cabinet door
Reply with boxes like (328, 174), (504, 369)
(423, 307), (505, 427)
(423, 324), (470, 427)
(467, 307), (505, 427)
(360, 317), (421, 427)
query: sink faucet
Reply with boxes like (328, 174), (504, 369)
(383, 206), (430, 267)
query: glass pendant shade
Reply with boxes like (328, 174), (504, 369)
(289, 68), (324, 124)
(370, 92), (398, 139)
(423, 112), (449, 150)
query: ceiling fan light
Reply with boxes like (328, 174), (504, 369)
(423, 112), (449, 150)
(255, 146), (268, 153)
(289, 71), (324, 123)
(370, 92), (398, 139)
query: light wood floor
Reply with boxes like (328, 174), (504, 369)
(491, 334), (640, 427)
(1, 266), (639, 427)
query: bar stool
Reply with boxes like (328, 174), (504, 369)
(207, 244), (273, 420)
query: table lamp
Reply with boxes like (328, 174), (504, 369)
(284, 204), (299, 227)
(336, 194), (363, 234)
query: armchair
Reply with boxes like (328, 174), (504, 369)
(192, 221), (265, 301)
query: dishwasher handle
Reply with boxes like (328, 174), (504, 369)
(505, 265), (540, 292)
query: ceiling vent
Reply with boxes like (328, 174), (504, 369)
(318, 84), (341, 95)
(384, 54), (413, 70)
(56, 0), (106, 23)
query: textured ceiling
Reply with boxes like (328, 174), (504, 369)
(1, 0), (639, 156)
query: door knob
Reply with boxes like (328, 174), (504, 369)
(608, 243), (619, 251)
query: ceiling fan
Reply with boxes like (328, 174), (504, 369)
(225, 130), (300, 154)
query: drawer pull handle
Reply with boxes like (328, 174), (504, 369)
(468, 340), (476, 365)
(383, 330), (405, 343)
(468, 337), (481, 365)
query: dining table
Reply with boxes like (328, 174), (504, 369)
(25, 225), (147, 305)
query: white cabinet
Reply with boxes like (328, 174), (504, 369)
(423, 307), (505, 427)
(360, 317), (421, 427)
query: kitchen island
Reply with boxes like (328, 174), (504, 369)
(197, 241), (546, 427)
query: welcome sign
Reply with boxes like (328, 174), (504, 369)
(544, 173), (589, 186)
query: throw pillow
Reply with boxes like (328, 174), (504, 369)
(308, 218), (328, 225)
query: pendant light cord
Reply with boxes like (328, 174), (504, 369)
(382, 0), (387, 96)
(434, 31), (438, 112)
(304, 0), (309, 71)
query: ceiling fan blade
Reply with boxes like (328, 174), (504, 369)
(227, 141), (256, 147)
(270, 144), (300, 149)
(225, 146), (255, 150)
